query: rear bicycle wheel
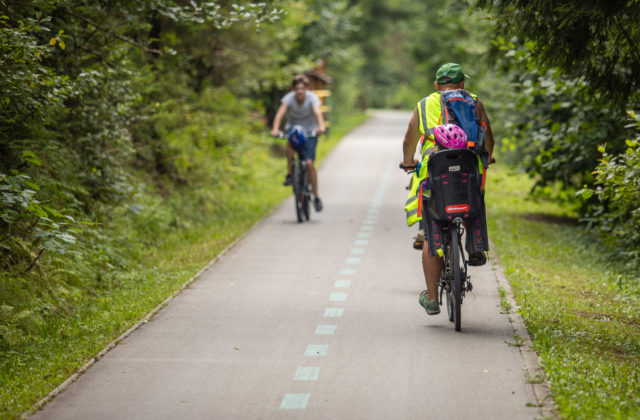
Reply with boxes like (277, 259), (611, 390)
(451, 228), (463, 331)
(292, 163), (304, 223)
(446, 289), (454, 322)
(444, 241), (454, 323)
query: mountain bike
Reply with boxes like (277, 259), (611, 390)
(278, 128), (315, 223)
(401, 148), (483, 331)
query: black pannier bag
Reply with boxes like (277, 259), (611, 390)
(421, 149), (488, 257)
(466, 201), (488, 254)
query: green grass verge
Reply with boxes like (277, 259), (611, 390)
(0, 113), (369, 419)
(486, 164), (640, 419)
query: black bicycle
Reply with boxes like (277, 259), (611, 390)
(278, 127), (315, 223)
(401, 148), (482, 331)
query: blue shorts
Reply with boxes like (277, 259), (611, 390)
(301, 136), (318, 161)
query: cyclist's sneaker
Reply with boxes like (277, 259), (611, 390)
(468, 251), (487, 266)
(413, 229), (425, 250)
(314, 197), (323, 212)
(419, 290), (440, 315)
(283, 174), (293, 186)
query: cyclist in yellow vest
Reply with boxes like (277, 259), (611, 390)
(401, 63), (494, 315)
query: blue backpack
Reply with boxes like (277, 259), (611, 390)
(440, 89), (488, 166)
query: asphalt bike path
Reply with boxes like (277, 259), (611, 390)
(31, 111), (542, 419)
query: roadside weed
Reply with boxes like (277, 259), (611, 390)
(498, 286), (512, 313)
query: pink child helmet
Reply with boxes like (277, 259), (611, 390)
(433, 124), (467, 149)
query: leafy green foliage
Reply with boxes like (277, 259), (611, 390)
(318, 0), (496, 110)
(475, 0), (640, 106)
(587, 112), (640, 270)
(0, 0), (296, 271)
(286, 0), (365, 117)
(482, 8), (640, 269)
(0, 171), (79, 262)
(498, 65), (632, 193)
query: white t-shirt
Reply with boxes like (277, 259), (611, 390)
(281, 90), (321, 132)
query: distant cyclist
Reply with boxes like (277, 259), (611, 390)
(401, 63), (494, 315)
(271, 75), (326, 211)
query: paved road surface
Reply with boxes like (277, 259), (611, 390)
(32, 111), (541, 419)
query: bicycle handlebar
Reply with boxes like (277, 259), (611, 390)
(399, 156), (495, 172)
(399, 163), (417, 170)
(399, 162), (418, 175)
(274, 128), (319, 139)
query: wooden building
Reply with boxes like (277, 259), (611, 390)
(305, 60), (332, 130)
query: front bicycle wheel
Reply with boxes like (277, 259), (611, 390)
(302, 172), (310, 221)
(292, 163), (304, 223)
(302, 191), (310, 221)
(451, 228), (463, 331)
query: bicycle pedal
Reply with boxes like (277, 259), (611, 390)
(466, 282), (473, 292)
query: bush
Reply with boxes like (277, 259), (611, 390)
(586, 111), (640, 270)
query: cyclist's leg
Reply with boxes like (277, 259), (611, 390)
(307, 160), (318, 196)
(286, 143), (294, 176)
(422, 245), (443, 301)
(304, 136), (319, 197)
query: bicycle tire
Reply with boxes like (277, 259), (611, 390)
(303, 192), (310, 220)
(302, 173), (310, 221)
(445, 289), (454, 322)
(451, 227), (463, 331)
(444, 241), (454, 323)
(292, 163), (304, 223)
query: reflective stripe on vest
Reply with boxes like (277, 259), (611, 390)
(405, 194), (418, 207)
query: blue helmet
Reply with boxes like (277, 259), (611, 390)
(288, 126), (306, 151)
